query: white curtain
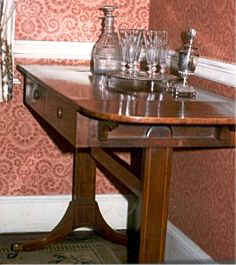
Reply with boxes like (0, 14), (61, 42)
(0, 0), (15, 102)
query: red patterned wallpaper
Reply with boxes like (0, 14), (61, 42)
(0, 70), (71, 195)
(150, 0), (235, 261)
(149, 0), (235, 64)
(15, 0), (149, 41)
(170, 149), (235, 261)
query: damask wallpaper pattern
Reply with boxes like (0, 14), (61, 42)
(169, 149), (235, 260)
(0, 71), (71, 195)
(15, 0), (149, 41)
(149, 0), (235, 64)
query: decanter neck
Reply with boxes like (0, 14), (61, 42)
(103, 16), (115, 33)
(100, 5), (117, 33)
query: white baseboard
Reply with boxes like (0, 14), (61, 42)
(0, 194), (129, 233)
(0, 195), (214, 263)
(165, 222), (216, 264)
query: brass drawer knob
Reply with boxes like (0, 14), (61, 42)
(57, 107), (63, 119)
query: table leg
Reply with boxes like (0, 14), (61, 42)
(72, 148), (127, 245)
(139, 147), (173, 263)
(127, 149), (143, 263)
(11, 148), (127, 252)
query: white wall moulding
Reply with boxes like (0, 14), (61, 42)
(14, 40), (236, 88)
(0, 194), (215, 264)
(14, 40), (93, 60)
(196, 57), (236, 88)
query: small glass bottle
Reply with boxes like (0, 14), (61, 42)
(91, 5), (121, 75)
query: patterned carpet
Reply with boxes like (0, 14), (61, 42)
(0, 231), (127, 264)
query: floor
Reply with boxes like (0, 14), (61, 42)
(0, 231), (128, 263)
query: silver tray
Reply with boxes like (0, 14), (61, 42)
(108, 71), (177, 81)
(107, 71), (179, 93)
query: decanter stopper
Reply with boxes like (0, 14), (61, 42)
(102, 5), (117, 16)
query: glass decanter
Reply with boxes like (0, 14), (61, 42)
(91, 5), (121, 75)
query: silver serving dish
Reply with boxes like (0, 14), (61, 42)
(107, 71), (179, 93)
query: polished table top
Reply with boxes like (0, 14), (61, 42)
(18, 64), (235, 126)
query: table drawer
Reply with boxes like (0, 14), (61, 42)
(24, 77), (47, 116)
(46, 90), (77, 145)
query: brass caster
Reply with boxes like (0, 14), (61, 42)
(7, 242), (23, 259)
(10, 242), (23, 252)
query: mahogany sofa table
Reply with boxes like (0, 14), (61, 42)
(15, 64), (235, 263)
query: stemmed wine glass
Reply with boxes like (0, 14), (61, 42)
(118, 29), (142, 77)
(125, 29), (142, 77)
(118, 28), (129, 75)
(143, 30), (162, 77)
(159, 46), (168, 76)
(133, 32), (143, 74)
(158, 31), (168, 76)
